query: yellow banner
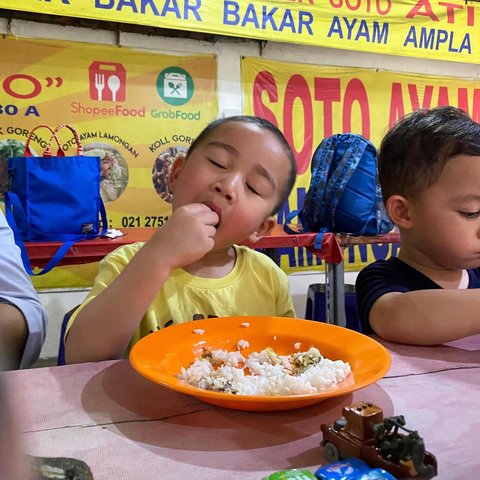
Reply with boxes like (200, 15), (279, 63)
(0, 37), (217, 288)
(1, 1), (480, 64)
(241, 56), (479, 273)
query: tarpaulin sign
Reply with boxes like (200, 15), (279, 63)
(242, 55), (480, 273)
(0, 37), (218, 288)
(2, 0), (480, 64)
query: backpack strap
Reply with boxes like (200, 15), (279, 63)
(283, 211), (301, 234)
(308, 135), (368, 248)
(322, 135), (368, 233)
(283, 136), (340, 247)
(284, 136), (338, 235)
(283, 135), (371, 248)
(304, 136), (337, 231)
(309, 136), (343, 247)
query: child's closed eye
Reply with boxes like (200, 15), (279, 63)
(460, 210), (480, 219)
(208, 158), (226, 169)
(246, 183), (260, 195)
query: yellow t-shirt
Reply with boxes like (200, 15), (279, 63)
(66, 243), (295, 351)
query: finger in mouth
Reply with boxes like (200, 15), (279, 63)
(202, 201), (221, 228)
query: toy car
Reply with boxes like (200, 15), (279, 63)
(320, 401), (437, 479)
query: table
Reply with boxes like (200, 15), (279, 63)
(25, 227), (400, 326)
(23, 226), (322, 268)
(2, 335), (479, 479)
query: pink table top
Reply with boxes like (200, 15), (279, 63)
(3, 335), (480, 479)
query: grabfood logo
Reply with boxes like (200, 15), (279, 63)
(157, 67), (194, 106)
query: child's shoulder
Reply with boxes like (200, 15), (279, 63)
(357, 257), (413, 287)
(360, 257), (398, 274)
(102, 242), (146, 265)
(356, 257), (400, 282)
(357, 257), (440, 292)
(467, 267), (480, 288)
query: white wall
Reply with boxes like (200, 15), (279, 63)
(3, 17), (478, 364)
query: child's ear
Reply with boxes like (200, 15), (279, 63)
(247, 216), (276, 244)
(167, 155), (187, 193)
(386, 195), (413, 228)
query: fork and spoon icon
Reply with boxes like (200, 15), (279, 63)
(94, 73), (121, 101)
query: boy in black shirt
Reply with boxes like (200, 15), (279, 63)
(356, 106), (480, 345)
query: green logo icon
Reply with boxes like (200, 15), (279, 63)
(157, 67), (194, 106)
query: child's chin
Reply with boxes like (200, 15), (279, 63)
(458, 259), (480, 270)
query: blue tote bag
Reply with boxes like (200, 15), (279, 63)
(4, 124), (107, 275)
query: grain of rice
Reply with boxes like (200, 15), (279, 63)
(237, 339), (249, 350)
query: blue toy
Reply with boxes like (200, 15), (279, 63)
(315, 458), (396, 480)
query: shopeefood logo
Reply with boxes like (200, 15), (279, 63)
(157, 67), (194, 106)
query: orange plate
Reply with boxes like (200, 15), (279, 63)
(129, 316), (391, 412)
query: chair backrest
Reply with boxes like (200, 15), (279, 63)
(304, 283), (361, 332)
(57, 305), (79, 366)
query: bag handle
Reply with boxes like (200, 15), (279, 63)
(46, 124), (83, 156)
(24, 124), (63, 158)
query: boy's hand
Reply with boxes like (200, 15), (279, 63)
(146, 203), (219, 269)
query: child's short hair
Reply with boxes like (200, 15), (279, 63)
(188, 115), (297, 214)
(379, 106), (480, 202)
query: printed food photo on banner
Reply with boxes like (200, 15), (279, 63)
(84, 142), (129, 203)
(0, 139), (32, 198)
(0, 37), (218, 288)
(152, 145), (188, 204)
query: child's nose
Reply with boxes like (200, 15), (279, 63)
(213, 175), (239, 202)
(214, 185), (232, 201)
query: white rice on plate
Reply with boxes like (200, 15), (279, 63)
(177, 345), (351, 396)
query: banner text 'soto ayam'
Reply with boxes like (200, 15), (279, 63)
(242, 56), (478, 272)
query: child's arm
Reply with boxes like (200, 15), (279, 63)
(369, 289), (480, 345)
(0, 304), (27, 370)
(1, 210), (47, 369)
(65, 203), (219, 363)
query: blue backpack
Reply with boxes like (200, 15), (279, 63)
(284, 133), (393, 248)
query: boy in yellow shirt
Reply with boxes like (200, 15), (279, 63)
(66, 116), (297, 363)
